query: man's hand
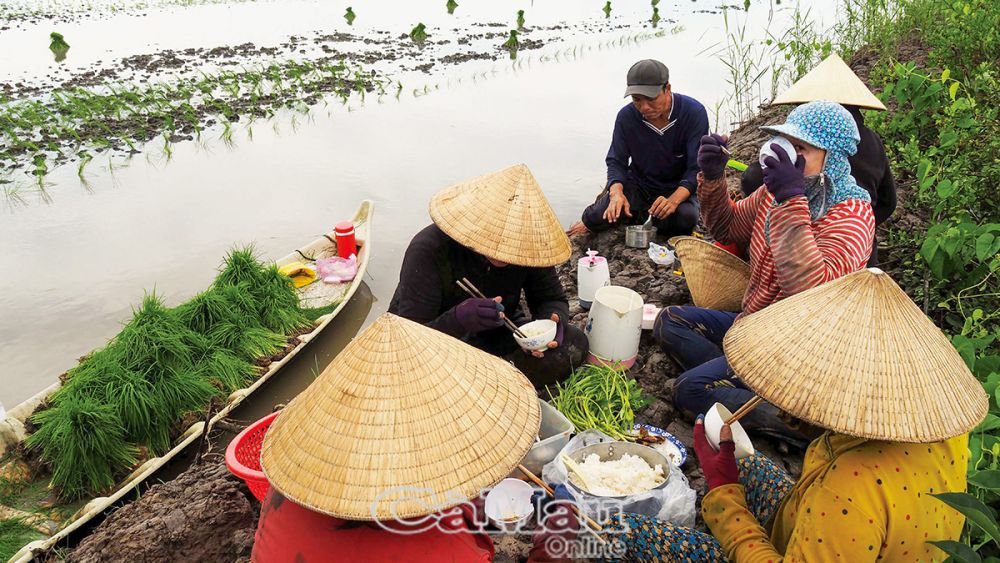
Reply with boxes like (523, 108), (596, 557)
(566, 221), (590, 237)
(530, 313), (564, 358)
(649, 196), (679, 219)
(602, 183), (631, 223)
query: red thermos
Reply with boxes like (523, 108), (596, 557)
(334, 221), (357, 258)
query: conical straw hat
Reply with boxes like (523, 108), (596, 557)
(669, 236), (750, 312)
(723, 269), (988, 442)
(772, 53), (887, 110)
(429, 164), (572, 267)
(260, 313), (541, 520)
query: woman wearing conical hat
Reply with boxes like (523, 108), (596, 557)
(655, 100), (876, 445)
(251, 314), (579, 562)
(388, 163), (588, 388)
(739, 53), (896, 266)
(604, 270), (987, 561)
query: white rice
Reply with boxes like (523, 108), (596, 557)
(573, 453), (665, 496)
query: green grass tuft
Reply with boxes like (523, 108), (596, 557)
(26, 395), (138, 500)
(0, 518), (40, 562)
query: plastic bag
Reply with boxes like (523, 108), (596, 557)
(647, 242), (676, 267)
(315, 254), (358, 284)
(541, 429), (696, 528)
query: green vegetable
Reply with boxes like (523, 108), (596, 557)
(548, 364), (651, 440)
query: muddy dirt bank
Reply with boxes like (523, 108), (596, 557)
(59, 458), (256, 563)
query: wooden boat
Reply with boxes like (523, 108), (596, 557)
(0, 200), (374, 562)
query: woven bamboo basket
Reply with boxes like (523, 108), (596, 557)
(669, 236), (750, 311)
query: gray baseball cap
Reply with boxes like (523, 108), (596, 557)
(624, 59), (669, 98)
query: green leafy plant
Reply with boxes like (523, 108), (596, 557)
(602, 1), (612, 18)
(344, 6), (355, 25)
(516, 9), (525, 29)
(410, 23), (428, 43)
(26, 395), (138, 500)
(446, 0), (457, 14)
(548, 364), (651, 440)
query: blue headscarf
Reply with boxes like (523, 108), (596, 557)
(760, 101), (870, 230)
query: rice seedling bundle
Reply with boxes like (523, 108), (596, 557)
(26, 395), (137, 500)
(27, 244), (314, 499)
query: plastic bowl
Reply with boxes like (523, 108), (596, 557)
(704, 402), (755, 459)
(484, 478), (535, 532)
(513, 319), (557, 351)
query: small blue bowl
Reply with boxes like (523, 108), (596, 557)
(632, 423), (688, 466)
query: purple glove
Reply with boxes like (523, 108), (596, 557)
(761, 143), (807, 203)
(697, 134), (729, 180)
(453, 298), (504, 334)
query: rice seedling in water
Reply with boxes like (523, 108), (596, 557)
(603, 1), (612, 17)
(651, 6), (661, 27)
(410, 23), (428, 43)
(504, 30), (520, 51)
(516, 9), (525, 29)
(26, 395), (137, 500)
(48, 32), (70, 61)
(174, 287), (244, 334)
(344, 6), (356, 25)
(446, 0), (457, 15)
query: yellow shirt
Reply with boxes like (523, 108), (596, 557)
(702, 432), (968, 562)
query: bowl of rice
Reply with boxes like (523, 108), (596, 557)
(513, 319), (558, 351)
(563, 441), (669, 498)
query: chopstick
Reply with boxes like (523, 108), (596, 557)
(455, 278), (527, 338)
(725, 396), (764, 425)
(516, 464), (607, 544)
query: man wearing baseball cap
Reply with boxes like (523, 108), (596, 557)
(568, 59), (709, 237)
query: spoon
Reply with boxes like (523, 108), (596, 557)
(641, 214), (654, 229)
(561, 454), (596, 493)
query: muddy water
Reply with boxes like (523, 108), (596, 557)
(0, 0), (837, 408)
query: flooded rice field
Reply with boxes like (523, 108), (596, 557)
(0, 0), (837, 408)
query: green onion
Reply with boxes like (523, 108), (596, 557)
(548, 364), (651, 441)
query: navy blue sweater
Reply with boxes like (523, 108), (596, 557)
(605, 93), (709, 196)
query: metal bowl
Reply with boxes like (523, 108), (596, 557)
(625, 225), (655, 248)
(564, 441), (670, 499)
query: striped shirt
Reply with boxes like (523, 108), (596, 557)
(698, 173), (875, 317)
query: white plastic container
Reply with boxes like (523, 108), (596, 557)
(585, 286), (644, 368)
(577, 249), (610, 310)
(516, 400), (574, 476)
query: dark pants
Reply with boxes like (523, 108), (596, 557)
(469, 324), (589, 389)
(581, 182), (699, 238)
(653, 306), (808, 447)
